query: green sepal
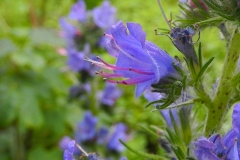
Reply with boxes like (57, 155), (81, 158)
(138, 125), (159, 139)
(119, 140), (167, 160)
(195, 57), (214, 84)
(172, 62), (185, 77)
(145, 98), (166, 109)
(165, 128), (186, 159)
(198, 42), (203, 68)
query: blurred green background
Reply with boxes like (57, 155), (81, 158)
(0, 0), (225, 159)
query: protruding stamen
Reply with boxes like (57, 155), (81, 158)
(75, 143), (88, 156)
(97, 56), (154, 75)
(103, 33), (113, 38)
(98, 72), (123, 78)
(106, 76), (154, 85)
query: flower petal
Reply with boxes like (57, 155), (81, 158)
(232, 102), (240, 133)
(126, 22), (146, 47)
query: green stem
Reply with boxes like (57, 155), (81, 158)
(205, 28), (240, 136)
(90, 77), (99, 115)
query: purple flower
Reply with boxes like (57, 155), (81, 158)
(194, 102), (240, 160)
(107, 123), (128, 152)
(93, 1), (117, 29)
(75, 111), (98, 143)
(63, 140), (76, 160)
(68, 0), (86, 22)
(60, 136), (72, 151)
(97, 82), (122, 106)
(97, 127), (109, 145)
(59, 18), (77, 48)
(89, 21), (177, 97)
(67, 44), (95, 73)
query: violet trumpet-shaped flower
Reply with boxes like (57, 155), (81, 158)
(97, 82), (122, 106)
(88, 21), (177, 97)
(93, 1), (117, 29)
(68, 0), (86, 22)
(75, 111), (98, 143)
(194, 102), (240, 160)
(107, 123), (128, 152)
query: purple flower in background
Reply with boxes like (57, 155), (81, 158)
(88, 21), (177, 97)
(97, 82), (122, 106)
(59, 18), (77, 48)
(97, 127), (109, 145)
(107, 123), (128, 152)
(75, 111), (98, 143)
(67, 44), (94, 73)
(93, 1), (117, 29)
(194, 103), (240, 160)
(63, 140), (76, 160)
(60, 136), (72, 151)
(68, 0), (87, 22)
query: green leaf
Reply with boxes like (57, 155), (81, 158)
(198, 43), (202, 68)
(138, 125), (159, 139)
(119, 139), (167, 160)
(195, 57), (214, 83)
(0, 39), (17, 57)
(28, 146), (61, 160)
(29, 28), (65, 46)
(18, 87), (44, 129)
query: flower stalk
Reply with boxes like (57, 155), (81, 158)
(205, 27), (240, 136)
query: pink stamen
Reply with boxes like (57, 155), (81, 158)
(103, 33), (113, 39)
(97, 56), (154, 75)
(104, 75), (154, 85)
(96, 71), (123, 78)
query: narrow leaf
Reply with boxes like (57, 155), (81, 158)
(119, 140), (167, 160)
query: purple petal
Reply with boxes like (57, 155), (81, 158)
(107, 123), (127, 152)
(226, 141), (239, 160)
(222, 129), (238, 155)
(76, 112), (98, 142)
(63, 150), (75, 160)
(126, 22), (146, 47)
(68, 0), (86, 22)
(111, 21), (153, 65)
(194, 147), (220, 160)
(59, 136), (72, 150)
(68, 140), (76, 153)
(106, 39), (119, 58)
(144, 41), (176, 81)
(195, 137), (216, 149)
(135, 76), (156, 97)
(93, 1), (116, 29)
(161, 108), (179, 128)
(232, 103), (240, 133)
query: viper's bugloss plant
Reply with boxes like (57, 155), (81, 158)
(60, 0), (240, 159)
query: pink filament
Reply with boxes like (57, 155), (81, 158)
(97, 56), (154, 75)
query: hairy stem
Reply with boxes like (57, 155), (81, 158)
(205, 28), (240, 136)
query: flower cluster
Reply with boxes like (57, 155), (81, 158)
(194, 103), (240, 160)
(60, 111), (129, 159)
(60, 0), (117, 73)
